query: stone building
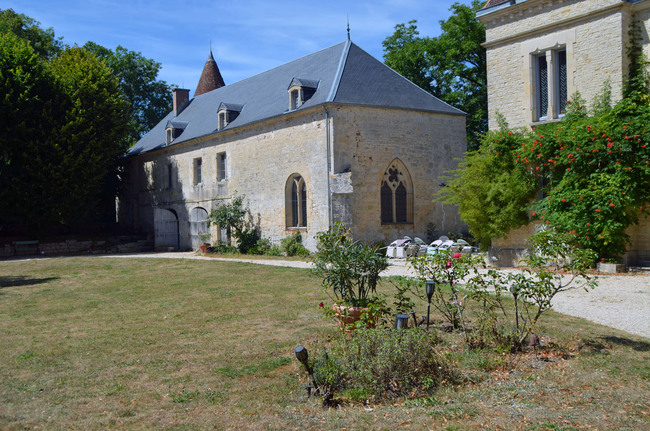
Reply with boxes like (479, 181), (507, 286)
(120, 40), (467, 251)
(478, 0), (650, 266)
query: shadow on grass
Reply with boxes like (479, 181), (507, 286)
(602, 335), (650, 352)
(0, 275), (59, 289)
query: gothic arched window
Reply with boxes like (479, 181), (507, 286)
(380, 159), (413, 224)
(286, 174), (307, 227)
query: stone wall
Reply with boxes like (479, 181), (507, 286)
(0, 237), (153, 259)
(330, 105), (467, 245)
(121, 104), (467, 251)
(479, 0), (647, 130)
(490, 218), (650, 267)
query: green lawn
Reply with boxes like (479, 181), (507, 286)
(0, 257), (648, 430)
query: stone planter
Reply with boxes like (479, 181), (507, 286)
(597, 262), (626, 274)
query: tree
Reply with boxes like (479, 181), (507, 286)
(207, 193), (259, 253)
(0, 8), (62, 58)
(382, 0), (487, 150)
(46, 46), (131, 226)
(382, 21), (434, 94)
(0, 32), (58, 227)
(439, 117), (537, 248)
(83, 42), (173, 142)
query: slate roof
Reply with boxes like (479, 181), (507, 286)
(128, 40), (464, 156)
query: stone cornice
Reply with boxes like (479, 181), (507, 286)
(481, 1), (629, 49)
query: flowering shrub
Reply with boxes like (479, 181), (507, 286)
(515, 92), (650, 257)
(410, 250), (481, 334)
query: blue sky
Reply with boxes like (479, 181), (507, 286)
(3, 0), (461, 97)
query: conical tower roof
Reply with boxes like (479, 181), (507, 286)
(195, 49), (225, 97)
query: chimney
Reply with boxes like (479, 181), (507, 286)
(173, 88), (190, 116)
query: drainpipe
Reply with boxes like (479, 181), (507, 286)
(322, 105), (333, 228)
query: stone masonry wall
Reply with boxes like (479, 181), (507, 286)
(123, 108), (330, 251)
(122, 104), (468, 251)
(330, 105), (467, 245)
(480, 0), (639, 130)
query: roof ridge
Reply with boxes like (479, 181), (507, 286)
(327, 39), (352, 102)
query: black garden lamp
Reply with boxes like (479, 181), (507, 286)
(425, 280), (436, 330)
(294, 345), (318, 396)
(394, 313), (409, 330)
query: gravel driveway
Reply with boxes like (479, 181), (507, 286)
(101, 252), (649, 339)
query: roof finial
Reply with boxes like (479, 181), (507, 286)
(347, 15), (350, 41)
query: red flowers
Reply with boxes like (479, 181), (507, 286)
(319, 302), (324, 308)
(452, 253), (462, 259)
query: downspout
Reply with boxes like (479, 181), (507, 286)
(323, 105), (333, 229)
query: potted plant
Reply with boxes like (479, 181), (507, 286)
(313, 222), (389, 330)
(198, 232), (211, 254)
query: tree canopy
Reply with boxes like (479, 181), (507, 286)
(382, 0), (487, 150)
(0, 8), (170, 232)
(0, 8), (61, 57)
(83, 42), (173, 142)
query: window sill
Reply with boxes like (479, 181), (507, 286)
(531, 118), (562, 127)
(381, 222), (413, 226)
(286, 226), (307, 230)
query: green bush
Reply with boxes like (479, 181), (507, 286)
(313, 222), (388, 307)
(266, 245), (282, 256)
(311, 328), (456, 403)
(249, 237), (272, 255)
(235, 228), (259, 254)
(281, 232), (310, 257)
(210, 242), (237, 254)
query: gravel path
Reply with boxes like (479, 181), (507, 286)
(99, 252), (650, 339)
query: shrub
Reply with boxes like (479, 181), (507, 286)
(281, 231), (310, 257)
(249, 237), (272, 255)
(235, 228), (259, 254)
(464, 228), (597, 349)
(311, 328), (456, 403)
(210, 241), (237, 254)
(313, 222), (389, 307)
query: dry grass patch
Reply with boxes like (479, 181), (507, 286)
(0, 256), (648, 430)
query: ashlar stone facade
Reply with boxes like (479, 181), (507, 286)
(120, 41), (467, 251)
(478, 0), (650, 266)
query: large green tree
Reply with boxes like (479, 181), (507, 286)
(0, 40), (131, 229)
(0, 32), (59, 226)
(383, 0), (487, 150)
(47, 46), (131, 225)
(83, 42), (173, 142)
(1, 10), (173, 232)
(0, 8), (62, 58)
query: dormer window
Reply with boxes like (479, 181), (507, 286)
(217, 102), (243, 131)
(287, 78), (319, 111)
(165, 120), (188, 145)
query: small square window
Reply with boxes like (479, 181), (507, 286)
(193, 158), (202, 185)
(217, 152), (227, 182)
